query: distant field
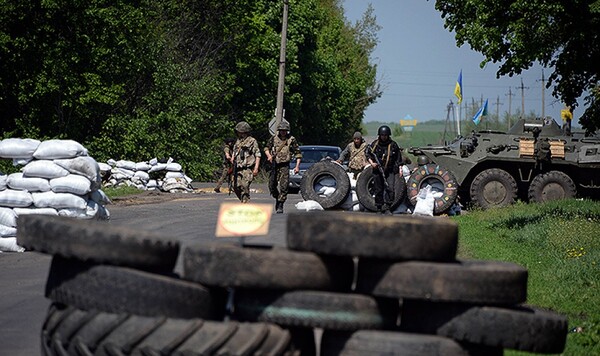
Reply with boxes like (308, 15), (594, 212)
(362, 120), (454, 148)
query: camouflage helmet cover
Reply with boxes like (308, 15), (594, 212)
(277, 120), (290, 131)
(235, 121), (252, 133)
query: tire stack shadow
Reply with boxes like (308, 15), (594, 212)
(18, 212), (568, 355)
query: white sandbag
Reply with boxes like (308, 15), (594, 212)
(7, 172), (51, 192)
(32, 191), (87, 210)
(165, 171), (184, 179)
(0, 138), (40, 159)
(107, 159), (117, 167)
(147, 180), (158, 188)
(13, 157), (33, 166)
(58, 208), (86, 218)
(112, 167), (135, 177)
(162, 177), (191, 192)
(149, 163), (167, 172)
(0, 207), (17, 227)
(0, 224), (17, 237)
(13, 207), (58, 216)
(89, 189), (111, 205)
(0, 175), (7, 191)
(98, 162), (111, 172)
(54, 156), (100, 182)
(166, 162), (182, 171)
(316, 177), (337, 187)
(50, 175), (92, 195)
(0, 237), (24, 252)
(133, 170), (150, 181)
(135, 162), (152, 171)
(402, 165), (412, 183)
(316, 185), (336, 197)
(33, 139), (88, 159)
(116, 160), (136, 170)
(413, 185), (435, 217)
(295, 200), (324, 211)
(110, 172), (130, 181)
(22, 160), (70, 179)
(0, 189), (33, 207)
(149, 157), (158, 165)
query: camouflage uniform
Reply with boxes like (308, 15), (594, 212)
(265, 134), (301, 205)
(214, 139), (234, 192)
(340, 140), (368, 179)
(233, 135), (261, 203)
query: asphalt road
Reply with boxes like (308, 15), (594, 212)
(0, 183), (305, 356)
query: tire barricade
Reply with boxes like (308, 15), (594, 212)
(20, 212), (568, 355)
(0, 138), (110, 252)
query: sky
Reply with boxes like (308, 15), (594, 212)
(342, 0), (576, 126)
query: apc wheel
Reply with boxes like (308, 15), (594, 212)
(406, 164), (458, 214)
(528, 171), (576, 203)
(355, 166), (406, 212)
(300, 160), (350, 209)
(469, 168), (517, 209)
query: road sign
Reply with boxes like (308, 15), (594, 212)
(216, 203), (272, 237)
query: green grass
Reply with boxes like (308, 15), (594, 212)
(452, 199), (600, 355)
(102, 185), (144, 199)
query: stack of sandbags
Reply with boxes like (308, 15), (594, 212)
(101, 157), (193, 193)
(0, 138), (110, 252)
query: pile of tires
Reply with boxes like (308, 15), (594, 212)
(19, 212), (568, 355)
(300, 160), (351, 210)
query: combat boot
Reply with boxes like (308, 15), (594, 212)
(276, 201), (284, 214)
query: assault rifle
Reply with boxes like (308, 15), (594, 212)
(268, 149), (278, 199)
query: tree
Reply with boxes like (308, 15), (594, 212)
(434, 0), (600, 133)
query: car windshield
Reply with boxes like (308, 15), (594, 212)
(301, 149), (339, 163)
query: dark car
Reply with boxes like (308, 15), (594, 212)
(289, 145), (343, 191)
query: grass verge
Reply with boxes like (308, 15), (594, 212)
(102, 185), (144, 200)
(453, 199), (600, 355)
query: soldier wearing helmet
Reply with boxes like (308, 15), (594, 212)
(264, 119), (302, 213)
(231, 121), (261, 203)
(365, 125), (410, 214)
(337, 131), (368, 180)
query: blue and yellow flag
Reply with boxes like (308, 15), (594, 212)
(454, 70), (463, 104)
(472, 99), (488, 125)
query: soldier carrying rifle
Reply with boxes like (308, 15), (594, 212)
(264, 120), (302, 214)
(231, 121), (261, 203)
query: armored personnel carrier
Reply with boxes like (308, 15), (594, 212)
(408, 118), (600, 210)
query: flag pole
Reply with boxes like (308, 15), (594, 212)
(456, 102), (461, 136)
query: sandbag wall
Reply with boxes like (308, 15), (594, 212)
(0, 138), (110, 253)
(100, 157), (193, 193)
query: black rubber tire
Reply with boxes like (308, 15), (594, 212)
(320, 330), (502, 356)
(45, 256), (225, 319)
(355, 166), (407, 212)
(406, 164), (458, 214)
(41, 303), (298, 356)
(469, 168), (517, 209)
(183, 243), (353, 291)
(300, 160), (350, 209)
(528, 170), (577, 203)
(400, 300), (568, 354)
(356, 259), (527, 305)
(287, 212), (457, 261)
(234, 290), (399, 331)
(17, 215), (179, 272)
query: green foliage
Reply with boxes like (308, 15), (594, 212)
(434, 0), (600, 134)
(454, 199), (600, 355)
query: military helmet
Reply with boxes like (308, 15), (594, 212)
(378, 125), (392, 136)
(353, 131), (362, 139)
(417, 155), (430, 166)
(235, 121), (252, 133)
(277, 120), (290, 131)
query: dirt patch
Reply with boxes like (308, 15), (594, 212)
(110, 190), (208, 206)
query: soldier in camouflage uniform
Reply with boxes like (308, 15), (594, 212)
(231, 121), (261, 203)
(337, 131), (368, 180)
(214, 137), (235, 193)
(264, 121), (302, 213)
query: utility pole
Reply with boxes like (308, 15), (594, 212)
(537, 69), (546, 118)
(517, 78), (529, 119)
(274, 0), (289, 129)
(505, 87), (515, 130)
(494, 95), (503, 129)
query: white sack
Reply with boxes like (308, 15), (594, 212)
(162, 177), (191, 192)
(413, 185), (435, 217)
(32, 191), (87, 210)
(13, 158), (33, 166)
(107, 159), (117, 167)
(295, 200), (324, 211)
(0, 175), (7, 191)
(98, 162), (111, 172)
(0, 138), (40, 159)
(50, 175), (92, 195)
(165, 171), (184, 179)
(166, 162), (182, 171)
(22, 160), (70, 179)
(149, 158), (158, 165)
(58, 200), (98, 219)
(112, 167), (135, 177)
(54, 156), (100, 182)
(33, 139), (88, 160)
(133, 171), (150, 181)
(316, 185), (336, 197)
(0, 224), (17, 237)
(89, 189), (111, 205)
(7, 173), (51, 192)
(116, 160), (136, 170)
(147, 180), (158, 188)
(14, 207), (58, 216)
(0, 207), (17, 227)
(135, 162), (152, 171)
(0, 189), (33, 207)
(149, 163), (167, 172)
(0, 237), (24, 252)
